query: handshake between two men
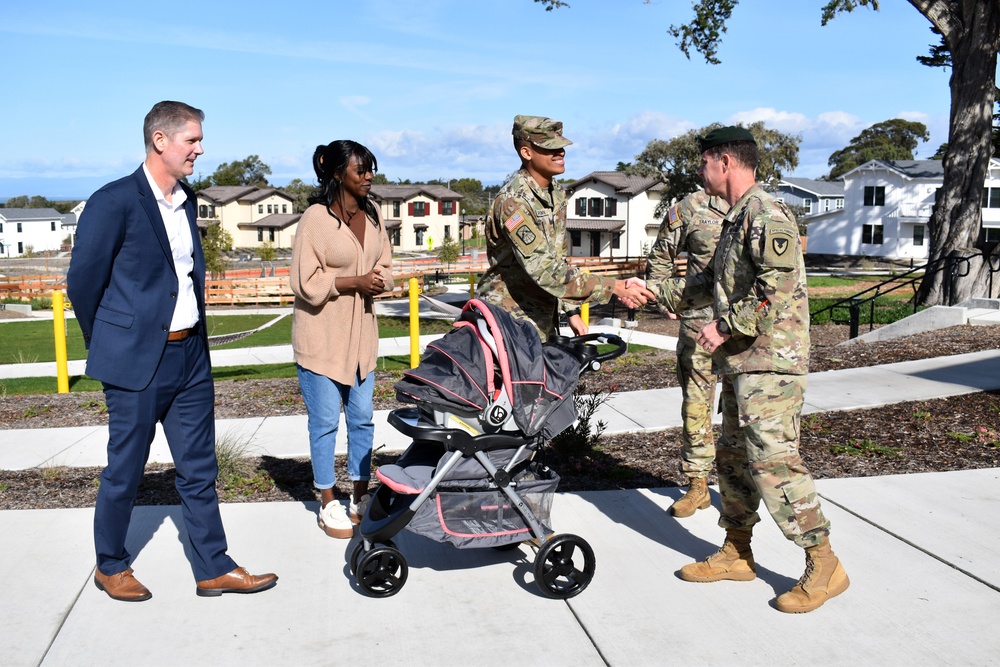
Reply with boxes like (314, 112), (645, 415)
(621, 277), (732, 355)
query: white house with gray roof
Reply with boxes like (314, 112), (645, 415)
(801, 159), (1000, 261)
(564, 171), (664, 259)
(0, 208), (72, 257)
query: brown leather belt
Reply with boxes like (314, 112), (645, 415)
(167, 327), (197, 342)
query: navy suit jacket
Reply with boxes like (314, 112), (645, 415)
(68, 166), (209, 391)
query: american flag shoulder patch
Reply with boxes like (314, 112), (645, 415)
(504, 212), (525, 231)
(667, 206), (679, 223)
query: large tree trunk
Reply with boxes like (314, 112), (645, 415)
(915, 0), (1000, 305)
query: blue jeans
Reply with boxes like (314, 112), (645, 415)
(296, 365), (375, 490)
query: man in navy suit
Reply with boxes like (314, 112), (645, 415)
(68, 101), (277, 601)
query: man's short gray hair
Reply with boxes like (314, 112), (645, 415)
(143, 101), (204, 152)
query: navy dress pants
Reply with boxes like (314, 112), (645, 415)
(95, 333), (236, 581)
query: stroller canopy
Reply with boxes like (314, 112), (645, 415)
(395, 299), (580, 439)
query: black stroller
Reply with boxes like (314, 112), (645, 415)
(352, 299), (626, 599)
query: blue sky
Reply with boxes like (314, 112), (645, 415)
(0, 0), (956, 200)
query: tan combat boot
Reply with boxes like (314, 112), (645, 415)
(775, 537), (850, 613)
(679, 527), (756, 582)
(669, 477), (711, 518)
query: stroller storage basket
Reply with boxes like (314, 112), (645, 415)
(407, 461), (559, 549)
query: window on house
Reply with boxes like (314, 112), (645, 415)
(588, 198), (602, 217)
(913, 225), (925, 246)
(862, 224), (884, 244)
(269, 227), (275, 242)
(575, 199), (587, 216)
(51, 221), (56, 231)
(803, 200), (813, 214)
(604, 198), (617, 217)
(257, 228), (263, 242)
(267, 205), (273, 214)
(570, 230), (581, 247)
(442, 202), (455, 215)
(986, 228), (1000, 243)
(612, 232), (621, 249)
(982, 187), (1000, 208)
(824, 199), (831, 212)
(389, 228), (400, 245)
(18, 242), (23, 254)
(863, 186), (886, 206)
(258, 205), (263, 214)
(199, 205), (208, 218)
(393, 201), (401, 217)
(836, 199), (844, 210)
(282, 204), (287, 214)
(444, 225), (451, 239)
(410, 202), (427, 217)
(209, 205), (216, 217)
(17, 223), (22, 233)
(415, 229), (424, 245)
(0, 223), (3, 233)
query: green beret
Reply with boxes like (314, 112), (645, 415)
(512, 115), (572, 149)
(698, 126), (756, 153)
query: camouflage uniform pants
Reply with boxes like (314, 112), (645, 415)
(715, 372), (830, 548)
(676, 317), (717, 480)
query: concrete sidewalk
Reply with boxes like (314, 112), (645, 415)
(3, 468), (998, 666)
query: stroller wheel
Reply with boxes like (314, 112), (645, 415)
(533, 534), (595, 599)
(350, 539), (397, 577)
(356, 545), (408, 598)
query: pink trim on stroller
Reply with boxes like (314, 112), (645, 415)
(434, 495), (530, 539)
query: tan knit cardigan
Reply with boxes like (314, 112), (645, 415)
(290, 203), (394, 385)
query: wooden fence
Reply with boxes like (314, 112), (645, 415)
(0, 256), (648, 307)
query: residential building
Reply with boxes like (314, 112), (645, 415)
(369, 184), (464, 252)
(564, 172), (665, 258)
(776, 177), (844, 218)
(802, 159), (1000, 261)
(196, 186), (300, 248)
(0, 208), (70, 257)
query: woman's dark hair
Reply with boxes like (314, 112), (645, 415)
(308, 140), (380, 228)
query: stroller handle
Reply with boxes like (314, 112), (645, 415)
(549, 332), (628, 374)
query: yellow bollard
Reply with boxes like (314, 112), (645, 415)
(468, 273), (475, 299)
(53, 290), (70, 394)
(409, 277), (421, 368)
(579, 269), (590, 329)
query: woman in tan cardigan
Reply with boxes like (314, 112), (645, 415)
(290, 140), (393, 539)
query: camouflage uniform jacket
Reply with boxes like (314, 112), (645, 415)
(657, 184), (809, 376)
(645, 190), (728, 321)
(476, 169), (616, 339)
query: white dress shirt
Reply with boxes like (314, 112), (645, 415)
(143, 164), (200, 331)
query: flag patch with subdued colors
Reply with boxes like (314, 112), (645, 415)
(667, 206), (679, 223)
(504, 212), (524, 230)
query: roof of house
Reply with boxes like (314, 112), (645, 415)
(197, 186), (293, 205)
(566, 171), (664, 196)
(236, 213), (301, 229)
(369, 184), (463, 202)
(0, 208), (63, 221)
(566, 218), (625, 232)
(779, 177), (845, 197)
(843, 160), (945, 180)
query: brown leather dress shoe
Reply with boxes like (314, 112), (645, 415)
(196, 567), (278, 597)
(94, 567), (152, 602)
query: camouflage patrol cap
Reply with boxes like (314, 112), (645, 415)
(698, 126), (756, 153)
(512, 115), (573, 149)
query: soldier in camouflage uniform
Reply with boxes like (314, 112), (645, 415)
(646, 190), (729, 518)
(649, 126), (849, 614)
(476, 115), (652, 341)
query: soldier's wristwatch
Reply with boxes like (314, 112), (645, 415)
(716, 318), (731, 335)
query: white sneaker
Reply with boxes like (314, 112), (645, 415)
(318, 501), (354, 539)
(349, 493), (371, 525)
